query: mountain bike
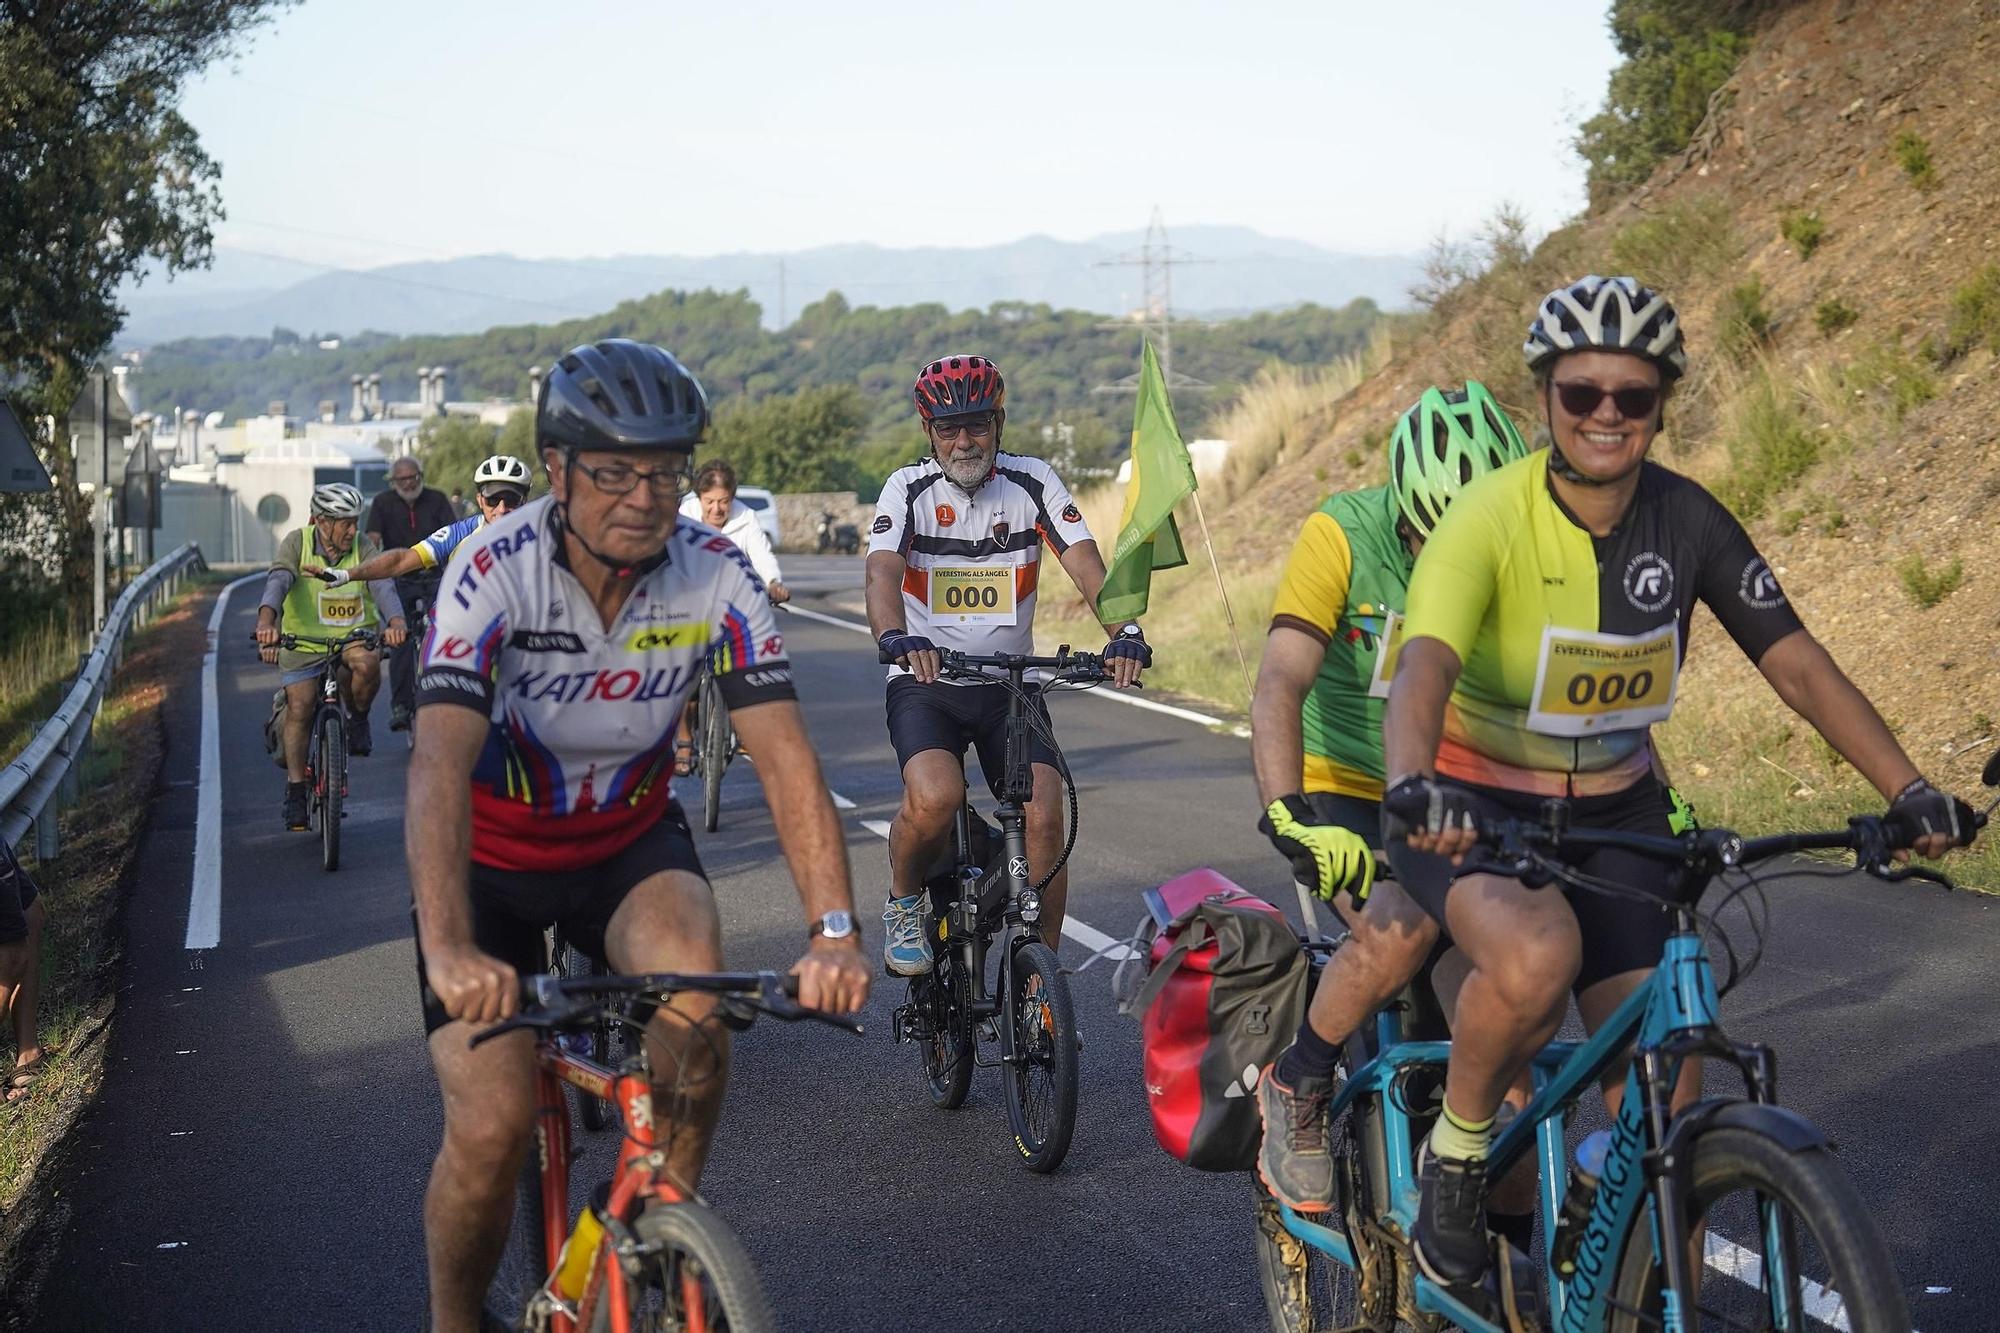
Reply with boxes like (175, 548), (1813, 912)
(1255, 755), (1996, 1333)
(886, 646), (1109, 1173)
(548, 930), (620, 1135)
(264, 629), (378, 872)
(477, 970), (862, 1333)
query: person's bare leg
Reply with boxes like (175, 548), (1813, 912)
(282, 678), (317, 781)
(345, 644), (382, 713)
(8, 898), (46, 1072)
(424, 1025), (537, 1333)
(604, 869), (728, 1191)
(1303, 880), (1439, 1049)
(889, 750), (964, 901)
(1024, 763), (1068, 945)
(1438, 875), (1581, 1126)
(1432, 945), (1537, 1217)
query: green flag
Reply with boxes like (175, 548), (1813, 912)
(1095, 341), (1195, 622)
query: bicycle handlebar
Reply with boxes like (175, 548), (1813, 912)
(1459, 813), (1966, 893)
(253, 629), (382, 652)
(466, 968), (863, 1049)
(876, 644), (1112, 683)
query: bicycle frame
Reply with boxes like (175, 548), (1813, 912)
(1276, 910), (1759, 1332)
(524, 1030), (693, 1333)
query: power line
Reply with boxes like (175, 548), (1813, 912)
(1092, 208), (1212, 401)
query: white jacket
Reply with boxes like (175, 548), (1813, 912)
(678, 495), (782, 587)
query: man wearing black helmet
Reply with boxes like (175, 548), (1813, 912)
(406, 339), (869, 1331)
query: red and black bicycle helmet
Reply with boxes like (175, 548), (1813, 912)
(912, 354), (1006, 423)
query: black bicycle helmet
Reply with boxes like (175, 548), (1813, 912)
(538, 339), (709, 452)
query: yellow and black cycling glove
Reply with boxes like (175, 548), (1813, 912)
(1259, 795), (1375, 904)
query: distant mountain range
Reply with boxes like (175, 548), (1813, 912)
(113, 226), (1421, 345)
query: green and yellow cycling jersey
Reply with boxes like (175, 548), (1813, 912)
(1270, 484), (1411, 801)
(1402, 451), (1803, 796)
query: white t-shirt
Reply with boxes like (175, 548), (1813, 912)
(868, 452), (1093, 678)
(678, 494), (782, 587)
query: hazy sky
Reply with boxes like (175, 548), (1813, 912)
(180, 0), (1619, 273)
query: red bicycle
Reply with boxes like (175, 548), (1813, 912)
(475, 971), (861, 1332)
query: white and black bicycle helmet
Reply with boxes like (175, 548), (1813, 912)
(473, 454), (532, 488)
(1523, 275), (1687, 381)
(310, 482), (364, 519)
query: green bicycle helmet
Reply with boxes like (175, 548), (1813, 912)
(1388, 381), (1530, 539)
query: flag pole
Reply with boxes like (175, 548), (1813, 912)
(1188, 487), (1253, 707)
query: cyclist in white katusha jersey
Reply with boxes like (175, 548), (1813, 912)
(865, 354), (1152, 977)
(407, 339), (869, 1333)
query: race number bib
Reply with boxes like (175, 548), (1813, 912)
(317, 586), (364, 627)
(1365, 611), (1407, 700)
(1526, 623), (1679, 737)
(928, 564), (1017, 626)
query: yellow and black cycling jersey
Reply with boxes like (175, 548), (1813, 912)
(1403, 451), (1803, 796)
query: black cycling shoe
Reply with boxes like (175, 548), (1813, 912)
(282, 781), (310, 831)
(389, 704), (412, 733)
(348, 711), (373, 757)
(1412, 1141), (1490, 1287)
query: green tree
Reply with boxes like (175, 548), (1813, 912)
(706, 385), (871, 493)
(0, 0), (294, 631)
(1574, 0), (1761, 206)
(412, 410), (542, 502)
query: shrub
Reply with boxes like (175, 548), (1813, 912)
(1892, 130), (1939, 191)
(1609, 199), (1739, 292)
(1944, 263), (2000, 358)
(1843, 341), (1937, 421)
(1780, 210), (1825, 259)
(1895, 555), (1963, 609)
(1813, 297), (1859, 337)
(1717, 280), (1774, 360)
(1715, 364), (1823, 520)
(1574, 0), (1755, 205)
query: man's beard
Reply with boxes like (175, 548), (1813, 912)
(941, 448), (991, 489)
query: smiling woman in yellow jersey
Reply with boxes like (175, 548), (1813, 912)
(1375, 275), (1980, 1288)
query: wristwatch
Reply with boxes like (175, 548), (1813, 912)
(809, 910), (858, 944)
(1116, 622), (1144, 640)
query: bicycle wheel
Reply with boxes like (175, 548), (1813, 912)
(918, 949), (973, 1110)
(562, 943), (615, 1134)
(317, 710), (345, 872)
(700, 677), (728, 833)
(1608, 1124), (1911, 1332)
(589, 1200), (774, 1333)
(1001, 940), (1078, 1173)
(1251, 1174), (1392, 1333)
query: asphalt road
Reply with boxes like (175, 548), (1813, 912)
(25, 560), (2000, 1331)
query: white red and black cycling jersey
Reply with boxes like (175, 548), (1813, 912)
(416, 496), (793, 872)
(869, 452), (1092, 677)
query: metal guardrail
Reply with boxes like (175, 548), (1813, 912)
(0, 542), (208, 857)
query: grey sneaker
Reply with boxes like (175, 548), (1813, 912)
(1255, 1062), (1336, 1213)
(882, 891), (934, 976)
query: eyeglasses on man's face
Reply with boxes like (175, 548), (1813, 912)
(930, 415), (996, 443)
(571, 456), (692, 498)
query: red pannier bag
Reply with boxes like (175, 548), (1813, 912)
(1119, 868), (1309, 1171)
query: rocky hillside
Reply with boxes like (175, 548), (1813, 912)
(1110, 0), (2000, 843)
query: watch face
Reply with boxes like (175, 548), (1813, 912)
(819, 910), (856, 939)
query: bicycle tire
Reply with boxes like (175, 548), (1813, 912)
(918, 952), (973, 1110)
(563, 943), (614, 1134)
(1608, 1123), (1912, 1333)
(589, 1199), (775, 1333)
(1001, 940), (1078, 1173)
(700, 676), (728, 833)
(318, 711), (345, 872)
(483, 1147), (551, 1330)
(1251, 1174), (1391, 1333)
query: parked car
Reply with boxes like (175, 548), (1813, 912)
(734, 486), (781, 549)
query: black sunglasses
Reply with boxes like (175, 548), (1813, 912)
(1552, 381), (1661, 420)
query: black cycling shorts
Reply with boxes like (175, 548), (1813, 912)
(884, 677), (1064, 802)
(414, 803), (707, 1035)
(1385, 776), (1680, 995)
(0, 839), (41, 945)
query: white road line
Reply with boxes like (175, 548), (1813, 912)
(786, 604), (1241, 731)
(854, 817), (1136, 961)
(828, 789), (857, 810)
(1702, 1234), (1885, 1332)
(186, 573), (262, 951)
